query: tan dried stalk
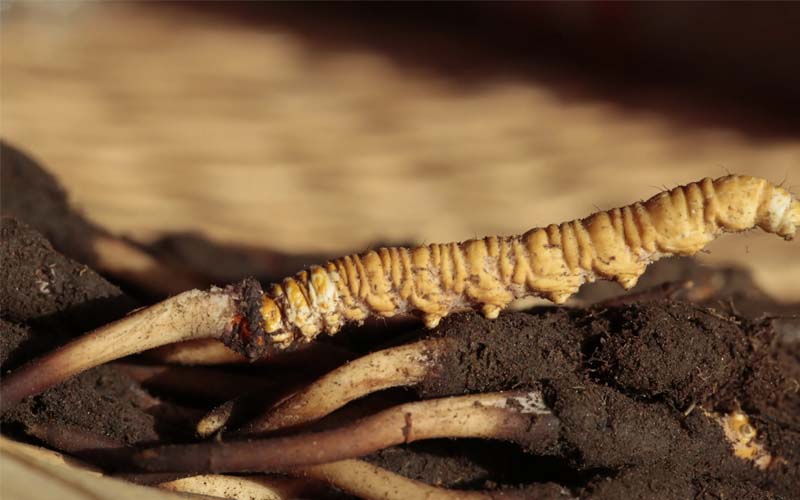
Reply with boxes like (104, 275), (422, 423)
(135, 391), (558, 473)
(156, 464), (529, 500)
(2, 175), (797, 410)
(196, 399), (239, 438)
(157, 474), (314, 500)
(145, 339), (354, 369)
(21, 421), (131, 466)
(0, 435), (102, 476)
(90, 234), (203, 296)
(241, 339), (446, 434)
(145, 339), (250, 365)
(297, 459), (533, 500)
(0, 289), (237, 412)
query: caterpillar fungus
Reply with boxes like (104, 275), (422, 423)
(225, 175), (799, 358)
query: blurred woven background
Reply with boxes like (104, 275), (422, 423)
(2, 2), (799, 298)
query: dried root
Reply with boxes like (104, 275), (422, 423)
(196, 399), (239, 438)
(297, 459), (536, 500)
(146, 337), (354, 368)
(21, 421), (130, 465)
(145, 339), (250, 365)
(156, 464), (536, 500)
(242, 339), (447, 433)
(134, 391), (559, 473)
(0, 288), (238, 412)
(0, 436), (102, 476)
(89, 234), (203, 297)
(157, 474), (316, 500)
(2, 175), (796, 411)
(156, 403), (779, 497)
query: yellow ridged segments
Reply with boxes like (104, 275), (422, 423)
(256, 176), (799, 349)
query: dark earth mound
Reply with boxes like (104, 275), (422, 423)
(411, 305), (799, 499)
(0, 217), (164, 447)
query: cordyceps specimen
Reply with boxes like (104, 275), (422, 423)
(1, 175), (798, 411)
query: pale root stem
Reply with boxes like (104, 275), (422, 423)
(0, 436), (101, 476)
(91, 234), (202, 296)
(158, 474), (316, 500)
(145, 338), (353, 366)
(298, 459), (527, 500)
(0, 289), (236, 412)
(135, 391), (559, 473)
(196, 399), (237, 438)
(243, 339), (446, 434)
(0, 437), (192, 500)
(145, 339), (250, 365)
(24, 421), (124, 455)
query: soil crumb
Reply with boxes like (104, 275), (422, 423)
(366, 442), (495, 488)
(419, 309), (585, 397)
(0, 217), (135, 335)
(3, 364), (161, 446)
(588, 302), (752, 408)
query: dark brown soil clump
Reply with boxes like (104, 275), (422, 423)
(0, 217), (163, 449)
(3, 364), (161, 446)
(0, 216), (135, 336)
(587, 302), (753, 408)
(366, 442), (496, 488)
(419, 309), (585, 397)
(411, 303), (799, 498)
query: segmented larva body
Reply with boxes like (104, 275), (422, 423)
(232, 176), (798, 354)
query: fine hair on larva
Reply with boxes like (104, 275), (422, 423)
(229, 175), (798, 355)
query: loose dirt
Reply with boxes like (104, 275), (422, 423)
(0, 216), (135, 335)
(0, 217), (159, 447)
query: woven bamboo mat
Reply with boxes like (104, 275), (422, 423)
(2, 3), (798, 298)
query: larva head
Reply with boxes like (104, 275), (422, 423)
(788, 196), (800, 238)
(758, 182), (799, 239)
(712, 175), (798, 239)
